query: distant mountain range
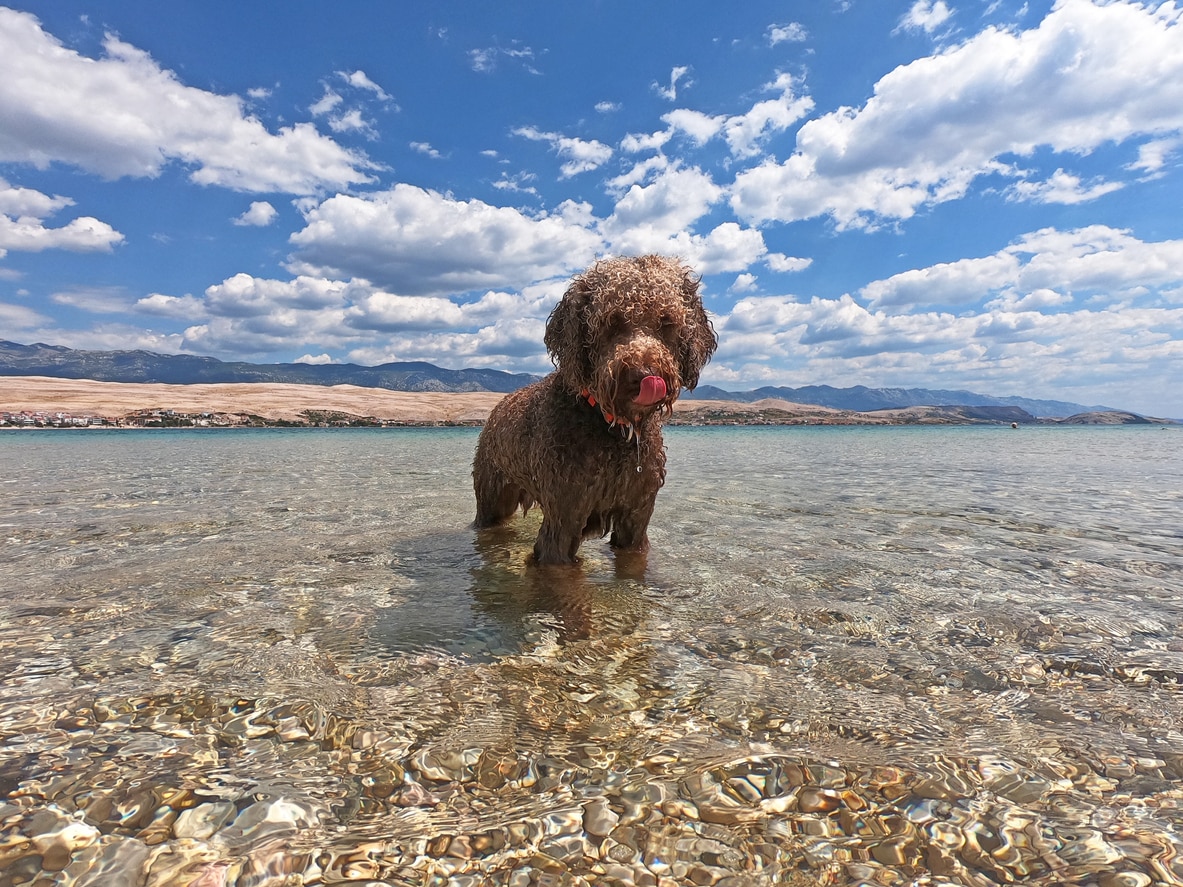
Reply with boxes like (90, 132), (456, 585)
(0, 339), (1116, 417)
(0, 339), (537, 394)
(684, 383), (1111, 418)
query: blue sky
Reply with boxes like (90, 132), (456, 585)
(1, 1), (1181, 416)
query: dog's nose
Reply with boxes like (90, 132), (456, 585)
(635, 375), (667, 405)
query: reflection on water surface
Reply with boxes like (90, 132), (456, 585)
(1, 426), (1181, 885)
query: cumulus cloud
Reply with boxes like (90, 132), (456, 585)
(861, 226), (1183, 310)
(0, 179), (123, 257)
(513, 126), (613, 177)
(713, 289), (1183, 409)
(720, 74), (815, 158)
(492, 171), (539, 196)
(645, 73), (813, 160)
(730, 273), (759, 293)
(410, 142), (443, 159)
(767, 22), (808, 45)
(135, 293), (208, 319)
(765, 253), (813, 273)
(704, 220), (1183, 413)
(233, 201), (278, 227)
(286, 184), (603, 295)
(602, 165), (723, 239)
(308, 71), (394, 137)
(154, 270), (567, 370)
(898, 1), (954, 34)
(0, 8), (376, 194)
(731, 0), (1183, 228)
(309, 87), (343, 117)
(597, 165), (770, 272)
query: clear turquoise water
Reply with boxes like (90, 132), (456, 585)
(1, 426), (1180, 885)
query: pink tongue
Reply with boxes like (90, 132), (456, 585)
(635, 375), (667, 406)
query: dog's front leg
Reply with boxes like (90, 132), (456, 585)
(533, 512), (582, 565)
(608, 499), (655, 553)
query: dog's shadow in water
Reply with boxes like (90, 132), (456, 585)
(370, 517), (652, 660)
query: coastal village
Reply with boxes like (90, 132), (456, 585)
(0, 408), (480, 429)
(2, 403), (1170, 429)
(2, 408), (252, 428)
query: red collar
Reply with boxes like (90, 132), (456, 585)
(580, 388), (634, 433)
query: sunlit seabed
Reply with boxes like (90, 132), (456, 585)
(1, 426), (1181, 886)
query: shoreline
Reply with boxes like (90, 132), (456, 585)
(1, 375), (1173, 427)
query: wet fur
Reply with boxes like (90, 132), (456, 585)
(473, 255), (717, 564)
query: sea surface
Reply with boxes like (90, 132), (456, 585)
(1, 425), (1181, 886)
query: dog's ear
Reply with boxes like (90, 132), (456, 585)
(544, 277), (594, 391)
(678, 270), (718, 391)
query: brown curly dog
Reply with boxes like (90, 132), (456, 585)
(473, 255), (718, 565)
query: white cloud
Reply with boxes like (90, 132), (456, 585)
(732, 0), (1183, 228)
(155, 270), (566, 370)
(0, 180), (124, 256)
(295, 353), (336, 365)
(621, 131), (672, 154)
(731, 273), (759, 293)
(513, 126), (613, 177)
(492, 171), (539, 196)
(0, 179), (72, 217)
(0, 300), (51, 329)
(721, 74), (815, 158)
(339, 70), (390, 101)
(286, 184), (603, 295)
(309, 87), (343, 117)
(203, 273), (353, 318)
(713, 291), (1183, 407)
(601, 165), (723, 245)
(33, 324), (187, 355)
(1128, 136), (1181, 176)
(767, 22), (808, 45)
(765, 253), (813, 273)
(899, 1), (954, 34)
(410, 142), (442, 159)
(1007, 168), (1123, 204)
(663, 109), (725, 146)
(0, 213), (124, 257)
(595, 101), (620, 114)
(51, 287), (133, 313)
(0, 8), (375, 194)
(326, 108), (373, 135)
(653, 66), (692, 101)
(135, 293), (208, 320)
(862, 226), (1183, 310)
(233, 201), (278, 227)
(657, 73), (814, 159)
(345, 291), (465, 331)
(468, 44), (540, 75)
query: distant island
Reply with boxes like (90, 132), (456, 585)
(0, 340), (1175, 427)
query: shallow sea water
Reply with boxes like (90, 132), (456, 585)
(1, 425), (1181, 886)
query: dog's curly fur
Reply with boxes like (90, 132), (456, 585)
(473, 255), (717, 564)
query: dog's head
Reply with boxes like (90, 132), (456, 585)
(544, 255), (718, 426)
